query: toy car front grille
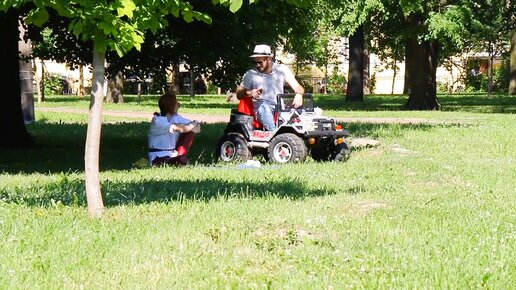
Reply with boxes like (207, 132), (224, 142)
(317, 120), (334, 131)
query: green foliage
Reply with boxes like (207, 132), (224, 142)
(43, 75), (64, 95)
(7, 0), (228, 58)
(327, 70), (346, 94)
(147, 72), (168, 95)
(465, 58), (511, 93)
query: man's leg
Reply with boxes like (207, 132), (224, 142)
(256, 103), (276, 131)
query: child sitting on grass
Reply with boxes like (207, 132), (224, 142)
(148, 93), (201, 166)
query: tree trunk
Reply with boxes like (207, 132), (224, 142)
(392, 60), (397, 95)
(189, 67), (195, 98)
(40, 60), (46, 102)
(363, 48), (370, 94)
(85, 45), (106, 218)
(105, 71), (125, 103)
(405, 14), (441, 110)
(487, 43), (493, 97)
(0, 9), (33, 148)
(346, 25), (364, 102)
(33, 59), (41, 103)
(168, 63), (181, 95)
(403, 52), (410, 94)
(19, 23), (35, 124)
(509, 29), (516, 95)
(79, 65), (85, 96)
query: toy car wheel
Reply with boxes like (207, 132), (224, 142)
(216, 133), (250, 162)
(332, 142), (350, 161)
(310, 147), (331, 162)
(268, 133), (307, 163)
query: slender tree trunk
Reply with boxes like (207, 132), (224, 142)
(19, 24), (35, 124)
(403, 52), (410, 94)
(85, 45), (106, 218)
(405, 13), (441, 110)
(32, 59), (42, 103)
(346, 25), (364, 102)
(79, 65), (85, 96)
(40, 60), (46, 102)
(137, 83), (142, 105)
(105, 71), (124, 103)
(392, 60), (397, 95)
(363, 48), (370, 94)
(189, 66), (195, 98)
(509, 29), (516, 95)
(168, 63), (181, 95)
(0, 9), (33, 148)
(323, 63), (328, 94)
(487, 43), (493, 97)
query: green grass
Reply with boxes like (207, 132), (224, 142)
(36, 92), (516, 116)
(1, 94), (515, 288)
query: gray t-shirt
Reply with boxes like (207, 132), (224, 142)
(241, 63), (296, 107)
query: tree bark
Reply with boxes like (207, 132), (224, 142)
(509, 29), (516, 95)
(189, 67), (195, 98)
(168, 63), (181, 95)
(19, 23), (35, 124)
(487, 42), (493, 97)
(405, 14), (441, 110)
(392, 60), (397, 95)
(40, 60), (46, 102)
(346, 25), (364, 102)
(403, 42), (410, 95)
(403, 57), (410, 94)
(85, 45), (106, 218)
(0, 9), (33, 148)
(79, 65), (86, 96)
(363, 48), (370, 94)
(105, 71), (125, 103)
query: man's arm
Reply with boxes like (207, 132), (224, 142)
(236, 85), (263, 100)
(287, 78), (305, 108)
(236, 85), (248, 100)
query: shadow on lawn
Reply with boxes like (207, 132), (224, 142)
(1, 120), (467, 205)
(0, 175), (338, 206)
(0, 121), (462, 174)
(314, 94), (516, 113)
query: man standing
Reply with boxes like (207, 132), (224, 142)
(236, 44), (305, 131)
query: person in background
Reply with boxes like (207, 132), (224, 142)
(236, 44), (305, 131)
(148, 93), (201, 166)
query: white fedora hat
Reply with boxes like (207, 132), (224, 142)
(250, 44), (273, 58)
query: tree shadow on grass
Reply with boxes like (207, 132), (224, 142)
(313, 94), (516, 113)
(0, 175), (338, 207)
(437, 94), (516, 113)
(0, 121), (465, 174)
(344, 121), (466, 140)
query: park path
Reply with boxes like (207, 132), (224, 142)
(36, 107), (445, 125)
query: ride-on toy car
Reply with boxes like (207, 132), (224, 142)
(216, 93), (351, 163)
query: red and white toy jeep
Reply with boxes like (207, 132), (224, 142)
(216, 93), (351, 163)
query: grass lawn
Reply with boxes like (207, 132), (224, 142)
(0, 93), (514, 288)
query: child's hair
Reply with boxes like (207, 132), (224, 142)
(158, 92), (178, 116)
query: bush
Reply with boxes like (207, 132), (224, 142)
(327, 71), (346, 94)
(466, 58), (510, 93)
(44, 75), (65, 95)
